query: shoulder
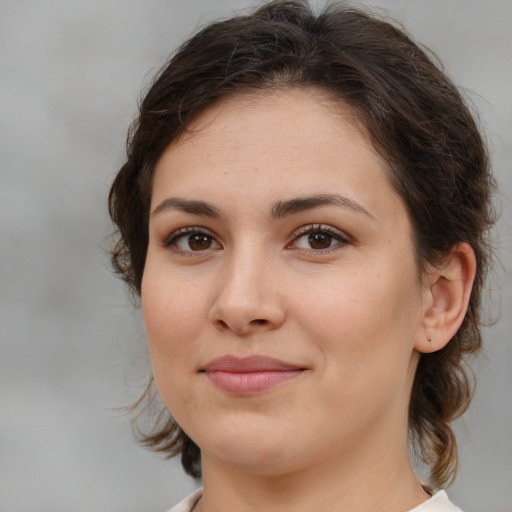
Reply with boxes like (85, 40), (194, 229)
(409, 490), (464, 512)
(166, 489), (202, 512)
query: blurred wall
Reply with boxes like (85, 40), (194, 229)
(1, 1), (510, 511)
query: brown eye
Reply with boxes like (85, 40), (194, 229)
(188, 233), (213, 250)
(290, 224), (350, 253)
(169, 229), (221, 253)
(308, 232), (332, 250)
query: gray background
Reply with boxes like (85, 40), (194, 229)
(1, 1), (510, 511)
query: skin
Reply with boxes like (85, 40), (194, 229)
(141, 89), (475, 512)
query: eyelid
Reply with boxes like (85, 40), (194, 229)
(287, 223), (351, 252)
(162, 226), (221, 251)
(161, 223), (350, 255)
(292, 223), (350, 240)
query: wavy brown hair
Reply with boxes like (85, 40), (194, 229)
(108, 0), (496, 486)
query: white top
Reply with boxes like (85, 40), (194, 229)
(166, 488), (463, 512)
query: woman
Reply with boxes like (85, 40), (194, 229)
(108, 1), (495, 511)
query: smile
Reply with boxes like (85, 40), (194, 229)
(201, 355), (307, 395)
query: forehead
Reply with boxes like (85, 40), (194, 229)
(177, 87), (373, 152)
(152, 88), (391, 200)
(157, 88), (386, 179)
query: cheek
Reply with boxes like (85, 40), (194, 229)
(300, 263), (422, 372)
(298, 271), (422, 434)
(141, 269), (209, 390)
(142, 252), (213, 332)
(141, 298), (200, 421)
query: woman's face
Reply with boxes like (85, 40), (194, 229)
(142, 89), (429, 476)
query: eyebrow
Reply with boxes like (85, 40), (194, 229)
(151, 197), (222, 218)
(271, 194), (374, 220)
(151, 193), (373, 220)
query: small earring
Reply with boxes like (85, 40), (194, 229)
(427, 335), (432, 342)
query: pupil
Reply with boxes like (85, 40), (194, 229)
(308, 232), (331, 249)
(189, 234), (211, 250)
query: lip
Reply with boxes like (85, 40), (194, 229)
(201, 355), (306, 395)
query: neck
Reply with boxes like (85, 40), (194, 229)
(198, 439), (429, 512)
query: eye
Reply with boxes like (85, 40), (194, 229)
(164, 227), (221, 253)
(289, 224), (350, 252)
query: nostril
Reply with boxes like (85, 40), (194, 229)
(252, 319), (268, 325)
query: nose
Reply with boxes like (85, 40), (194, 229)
(209, 252), (286, 336)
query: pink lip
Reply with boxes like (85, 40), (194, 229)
(201, 355), (306, 395)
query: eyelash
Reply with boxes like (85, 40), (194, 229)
(288, 224), (351, 254)
(162, 224), (351, 255)
(163, 227), (221, 256)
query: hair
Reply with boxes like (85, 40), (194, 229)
(108, 0), (496, 487)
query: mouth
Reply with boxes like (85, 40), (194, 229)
(200, 355), (307, 395)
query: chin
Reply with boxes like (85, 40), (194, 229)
(194, 420), (307, 476)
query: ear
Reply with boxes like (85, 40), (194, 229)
(415, 242), (476, 354)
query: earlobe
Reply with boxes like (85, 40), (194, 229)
(416, 243), (476, 354)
